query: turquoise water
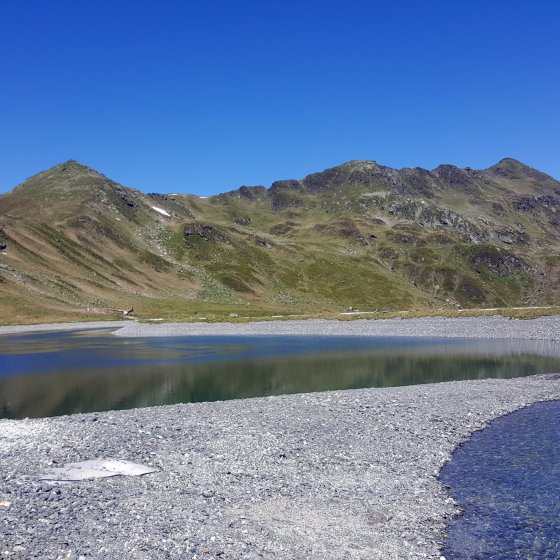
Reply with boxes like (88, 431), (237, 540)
(440, 399), (560, 559)
(1, 329), (560, 419)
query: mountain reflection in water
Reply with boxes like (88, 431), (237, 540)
(1, 330), (560, 419)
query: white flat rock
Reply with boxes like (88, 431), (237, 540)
(38, 459), (157, 482)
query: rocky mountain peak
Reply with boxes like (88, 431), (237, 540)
(486, 158), (528, 175)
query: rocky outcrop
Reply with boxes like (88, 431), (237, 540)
(269, 180), (305, 211)
(184, 224), (229, 244)
(0, 228), (7, 251)
(469, 248), (527, 277)
(237, 185), (266, 200)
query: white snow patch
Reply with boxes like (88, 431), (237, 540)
(197, 196), (209, 199)
(151, 206), (171, 217)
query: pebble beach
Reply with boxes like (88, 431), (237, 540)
(1, 316), (560, 559)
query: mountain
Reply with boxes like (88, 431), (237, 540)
(1, 158), (559, 324)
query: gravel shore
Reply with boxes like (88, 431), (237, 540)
(1, 375), (559, 559)
(1, 314), (560, 341)
(112, 315), (560, 340)
(1, 316), (560, 559)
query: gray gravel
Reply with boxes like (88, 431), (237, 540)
(1, 315), (560, 341)
(112, 315), (560, 341)
(1, 316), (560, 559)
(1, 375), (559, 559)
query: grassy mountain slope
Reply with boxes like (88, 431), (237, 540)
(1, 158), (559, 324)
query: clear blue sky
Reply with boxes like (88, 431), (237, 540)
(1, 0), (559, 195)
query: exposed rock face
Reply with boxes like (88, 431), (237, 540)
(432, 164), (482, 193)
(269, 180), (305, 210)
(470, 250), (527, 277)
(495, 228), (529, 245)
(237, 185), (266, 200)
(302, 161), (383, 192)
(396, 167), (437, 198)
(119, 191), (135, 207)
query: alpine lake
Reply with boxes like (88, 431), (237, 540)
(1, 327), (560, 420)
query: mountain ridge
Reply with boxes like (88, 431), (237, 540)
(7, 156), (558, 199)
(1, 157), (559, 324)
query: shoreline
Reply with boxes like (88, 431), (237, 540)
(0, 320), (127, 336)
(0, 314), (560, 341)
(114, 315), (560, 340)
(2, 375), (560, 559)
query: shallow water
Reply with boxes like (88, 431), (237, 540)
(1, 329), (560, 418)
(440, 399), (560, 560)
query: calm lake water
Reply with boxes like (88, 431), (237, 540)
(440, 399), (560, 559)
(1, 329), (560, 419)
